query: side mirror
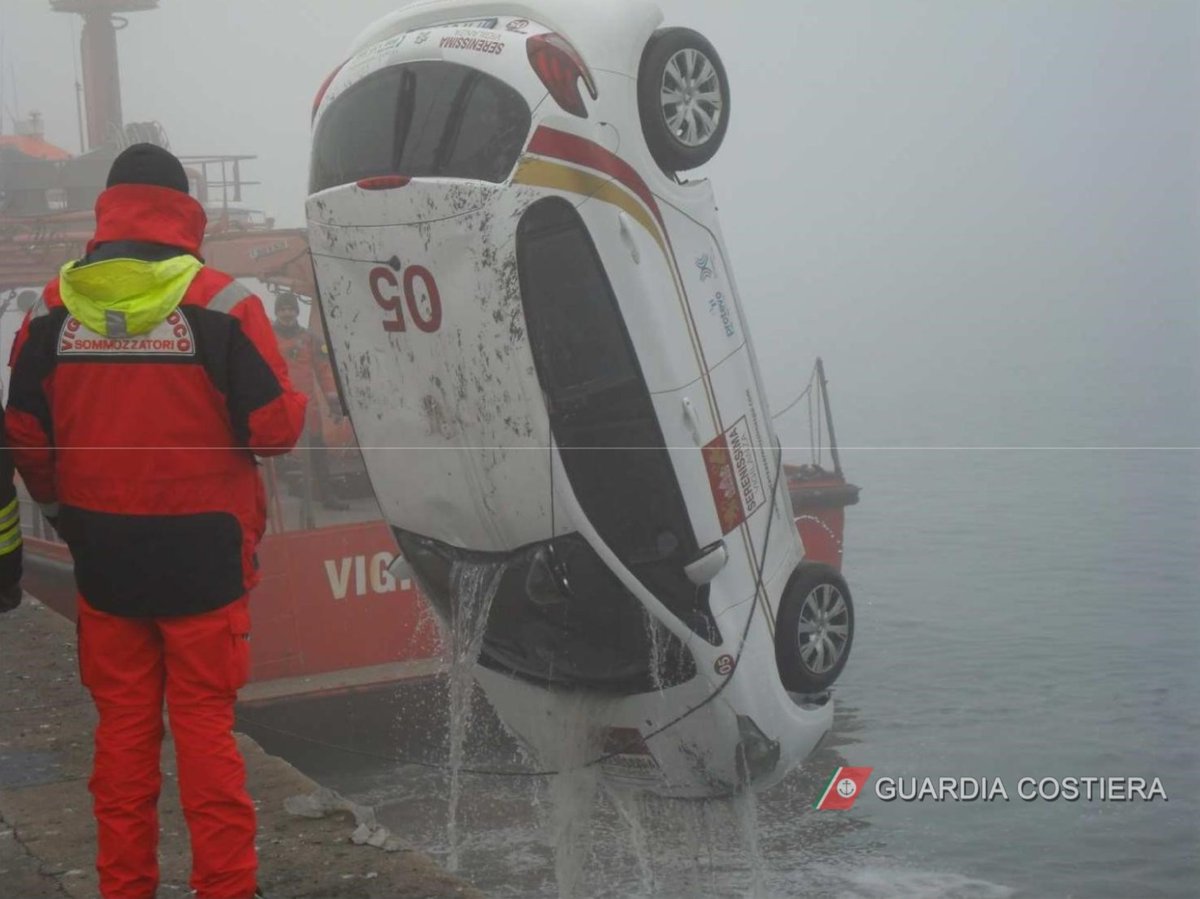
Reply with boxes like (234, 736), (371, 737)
(684, 541), (728, 586)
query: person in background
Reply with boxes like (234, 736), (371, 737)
(271, 291), (349, 511)
(0, 409), (22, 614)
(5, 143), (305, 899)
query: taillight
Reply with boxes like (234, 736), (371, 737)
(312, 59), (349, 124)
(526, 33), (597, 118)
(356, 175), (412, 191)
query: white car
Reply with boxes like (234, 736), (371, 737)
(306, 0), (854, 797)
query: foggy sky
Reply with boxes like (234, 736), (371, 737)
(1, 0), (1196, 449)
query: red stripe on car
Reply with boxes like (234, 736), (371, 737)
(527, 127), (664, 230)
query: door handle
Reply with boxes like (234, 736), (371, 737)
(682, 396), (701, 445)
(618, 211), (641, 264)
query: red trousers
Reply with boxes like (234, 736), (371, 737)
(77, 595), (258, 899)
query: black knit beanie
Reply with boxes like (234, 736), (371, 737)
(106, 143), (190, 194)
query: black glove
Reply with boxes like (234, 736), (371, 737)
(0, 582), (21, 613)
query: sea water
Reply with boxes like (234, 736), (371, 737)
(340, 446), (1197, 898)
(252, 445), (1198, 897)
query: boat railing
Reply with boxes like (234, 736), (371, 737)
(261, 430), (381, 536)
(177, 154), (265, 228)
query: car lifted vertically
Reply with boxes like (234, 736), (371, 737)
(306, 0), (855, 797)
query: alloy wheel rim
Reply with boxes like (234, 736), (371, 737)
(661, 48), (723, 147)
(796, 583), (849, 674)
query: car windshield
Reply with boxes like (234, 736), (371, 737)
(310, 60), (531, 192)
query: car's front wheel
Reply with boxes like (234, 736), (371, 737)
(776, 563), (855, 694)
(637, 28), (730, 172)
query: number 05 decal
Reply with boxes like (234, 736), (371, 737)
(369, 264), (443, 333)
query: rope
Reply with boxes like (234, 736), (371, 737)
(770, 362), (831, 468)
(769, 366), (815, 423)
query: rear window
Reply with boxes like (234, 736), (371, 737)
(310, 60), (531, 192)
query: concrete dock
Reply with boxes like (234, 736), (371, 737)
(0, 596), (482, 899)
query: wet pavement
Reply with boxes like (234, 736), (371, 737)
(0, 595), (481, 899)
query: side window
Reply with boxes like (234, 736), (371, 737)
(515, 202), (640, 405)
(517, 198), (719, 644)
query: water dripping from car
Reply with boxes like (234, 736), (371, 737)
(445, 557), (509, 872)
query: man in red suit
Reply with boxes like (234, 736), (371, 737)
(272, 290), (348, 511)
(6, 143), (306, 899)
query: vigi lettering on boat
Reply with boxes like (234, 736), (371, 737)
(324, 553), (412, 600)
(873, 776), (1168, 802)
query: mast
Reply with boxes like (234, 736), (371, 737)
(49, 1), (158, 150)
(815, 357), (844, 478)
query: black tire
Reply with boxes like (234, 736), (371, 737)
(775, 563), (855, 693)
(637, 28), (731, 172)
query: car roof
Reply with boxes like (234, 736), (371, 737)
(349, 0), (663, 77)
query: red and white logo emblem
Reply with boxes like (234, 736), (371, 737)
(814, 766), (874, 810)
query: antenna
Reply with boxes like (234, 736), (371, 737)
(8, 60), (18, 124)
(0, 31), (6, 134)
(69, 17), (85, 152)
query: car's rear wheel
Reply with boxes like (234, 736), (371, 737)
(776, 563), (854, 693)
(637, 28), (730, 172)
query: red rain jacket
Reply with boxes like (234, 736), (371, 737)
(6, 183), (307, 617)
(274, 322), (338, 432)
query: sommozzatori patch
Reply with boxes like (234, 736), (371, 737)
(58, 310), (196, 356)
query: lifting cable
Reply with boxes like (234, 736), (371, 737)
(769, 362), (817, 426)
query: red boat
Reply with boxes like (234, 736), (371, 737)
(2, 0), (857, 702)
(2, 127), (444, 697)
(784, 359), (861, 573)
